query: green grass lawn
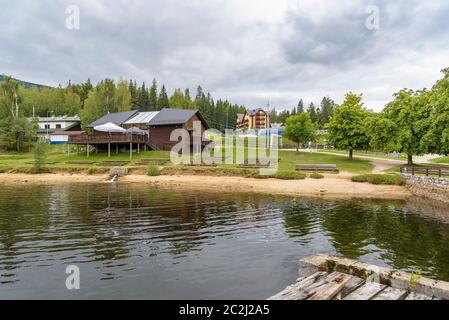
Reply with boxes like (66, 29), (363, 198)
(0, 144), (374, 175)
(430, 156), (449, 164)
(0, 145), (171, 172)
(318, 149), (407, 161)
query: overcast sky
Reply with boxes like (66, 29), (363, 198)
(1, 0), (449, 111)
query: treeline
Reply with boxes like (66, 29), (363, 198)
(270, 97), (336, 128)
(0, 76), (247, 143)
(325, 68), (449, 164)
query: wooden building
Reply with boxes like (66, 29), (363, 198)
(68, 108), (209, 153)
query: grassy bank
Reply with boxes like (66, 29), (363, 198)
(352, 174), (406, 185)
(430, 157), (449, 164)
(0, 145), (374, 176)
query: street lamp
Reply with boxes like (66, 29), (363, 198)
(46, 110), (54, 140)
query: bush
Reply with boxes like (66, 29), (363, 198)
(273, 171), (306, 180)
(32, 141), (49, 173)
(310, 172), (324, 179)
(351, 174), (405, 185)
(147, 165), (160, 176)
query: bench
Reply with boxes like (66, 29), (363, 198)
(98, 160), (129, 167)
(238, 164), (272, 169)
(296, 164), (338, 173)
(66, 160), (96, 165)
(135, 158), (169, 165)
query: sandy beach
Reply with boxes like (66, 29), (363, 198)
(0, 173), (412, 200)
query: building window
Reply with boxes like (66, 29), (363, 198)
(45, 124), (50, 129)
(56, 124), (62, 129)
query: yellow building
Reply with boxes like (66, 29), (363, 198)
(236, 109), (270, 131)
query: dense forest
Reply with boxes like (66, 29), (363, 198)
(269, 97), (337, 129)
(0, 77), (247, 131)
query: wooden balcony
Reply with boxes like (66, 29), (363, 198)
(69, 132), (148, 144)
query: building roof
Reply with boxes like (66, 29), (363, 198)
(247, 108), (267, 116)
(148, 108), (207, 127)
(124, 111), (159, 125)
(28, 116), (80, 122)
(87, 110), (138, 128)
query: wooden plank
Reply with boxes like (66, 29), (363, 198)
(268, 272), (327, 300)
(372, 287), (408, 300)
(335, 277), (365, 300)
(343, 282), (386, 300)
(308, 272), (354, 300)
(405, 292), (433, 300)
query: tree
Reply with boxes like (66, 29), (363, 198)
(0, 117), (35, 152)
(137, 82), (150, 111)
(62, 89), (81, 115)
(366, 114), (397, 152)
(79, 79), (131, 128)
(318, 96), (335, 128)
(149, 78), (158, 111)
(297, 99), (304, 114)
(327, 92), (370, 160)
(422, 68), (449, 156)
(382, 89), (432, 165)
(115, 80), (132, 112)
(33, 140), (49, 172)
(0, 76), (21, 119)
(158, 85), (170, 109)
(307, 102), (318, 123)
(284, 112), (316, 152)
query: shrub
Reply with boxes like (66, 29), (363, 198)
(351, 174), (405, 185)
(310, 172), (324, 179)
(147, 165), (160, 176)
(32, 141), (49, 173)
(273, 171), (306, 180)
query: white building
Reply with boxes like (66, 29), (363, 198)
(29, 115), (82, 143)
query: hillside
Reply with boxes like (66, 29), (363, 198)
(0, 74), (52, 89)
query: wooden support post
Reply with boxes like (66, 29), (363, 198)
(130, 142), (133, 160)
(108, 143), (111, 158)
(116, 144), (118, 154)
(138, 143), (140, 154)
(87, 144), (90, 158)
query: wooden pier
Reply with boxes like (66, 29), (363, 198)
(269, 254), (449, 300)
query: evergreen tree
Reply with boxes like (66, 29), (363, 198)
(318, 96), (336, 128)
(157, 85), (170, 109)
(149, 78), (158, 111)
(138, 82), (150, 111)
(297, 99), (305, 114)
(307, 102), (317, 123)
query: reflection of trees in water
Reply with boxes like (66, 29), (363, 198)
(282, 197), (449, 281)
(0, 185), (52, 281)
(4, 184), (449, 283)
(282, 199), (321, 241)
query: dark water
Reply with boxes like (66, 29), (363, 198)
(1, 183), (449, 299)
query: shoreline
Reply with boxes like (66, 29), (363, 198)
(0, 173), (412, 200)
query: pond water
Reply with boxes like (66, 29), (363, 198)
(1, 183), (449, 299)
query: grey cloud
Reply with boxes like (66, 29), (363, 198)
(1, 0), (449, 111)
